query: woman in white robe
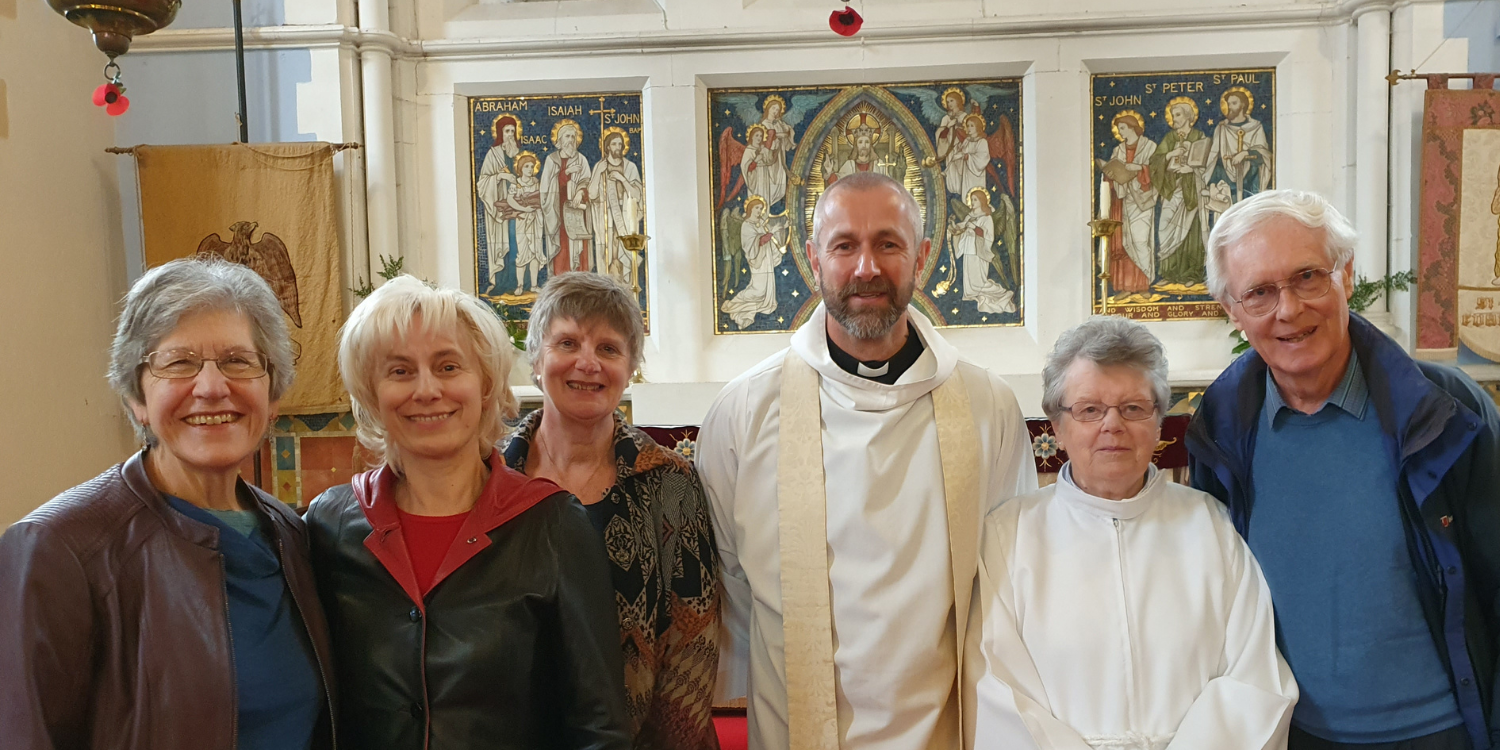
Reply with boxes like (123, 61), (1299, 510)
(721, 197), (785, 328)
(949, 188), (1015, 315)
(966, 316), (1297, 750)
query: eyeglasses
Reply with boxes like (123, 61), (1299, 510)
(1059, 402), (1158, 422)
(142, 349), (269, 380)
(1230, 268), (1334, 317)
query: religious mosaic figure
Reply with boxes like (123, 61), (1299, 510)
(1099, 111), (1159, 295)
(947, 187), (1016, 314)
(476, 114), (522, 287)
(933, 88), (969, 162)
(758, 97), (796, 207)
(718, 93), (825, 216)
(1150, 97), (1212, 289)
(588, 128), (644, 286)
(541, 119), (593, 274)
(468, 92), (648, 323)
(509, 152), (546, 295)
(1089, 69), (1274, 320)
(1205, 87), (1273, 208)
(740, 126), (785, 210)
(824, 108), (905, 183)
(720, 196), (790, 329)
(709, 80), (1023, 333)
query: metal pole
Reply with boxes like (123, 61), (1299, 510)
(232, 0), (249, 142)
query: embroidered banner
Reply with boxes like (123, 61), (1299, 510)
(134, 143), (347, 413)
(1416, 85), (1500, 360)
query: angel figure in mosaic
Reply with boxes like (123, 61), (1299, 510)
(945, 187), (1016, 314)
(716, 92), (834, 214)
(898, 83), (1018, 200)
(506, 152), (546, 295)
(719, 195), (789, 329)
(933, 87), (970, 162)
(476, 114), (524, 287)
(588, 128), (644, 284)
(1098, 111), (1159, 296)
(1149, 97), (1212, 289)
(945, 113), (1012, 200)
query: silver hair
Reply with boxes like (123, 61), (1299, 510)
(1205, 189), (1358, 301)
(339, 275), (519, 474)
(108, 256), (296, 444)
(525, 271), (646, 374)
(810, 172), (925, 248)
(1041, 316), (1170, 422)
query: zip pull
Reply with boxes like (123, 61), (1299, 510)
(1113, 518), (1121, 529)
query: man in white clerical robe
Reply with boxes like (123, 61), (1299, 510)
(697, 172), (1037, 750)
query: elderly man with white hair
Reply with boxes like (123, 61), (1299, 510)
(1187, 189), (1500, 750)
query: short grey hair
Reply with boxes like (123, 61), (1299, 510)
(1206, 189), (1357, 301)
(340, 275), (518, 474)
(108, 256), (296, 444)
(1041, 316), (1170, 422)
(526, 271), (646, 373)
(810, 172), (924, 248)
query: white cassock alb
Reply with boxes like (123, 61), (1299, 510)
(965, 464), (1298, 750)
(697, 303), (1037, 750)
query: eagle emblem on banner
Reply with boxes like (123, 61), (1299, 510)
(197, 221), (302, 327)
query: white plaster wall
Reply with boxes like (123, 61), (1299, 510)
(0, 2), (137, 525)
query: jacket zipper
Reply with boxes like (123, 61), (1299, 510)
(277, 534), (338, 750)
(420, 605), (431, 750)
(219, 550), (239, 750)
(1112, 518), (1139, 729)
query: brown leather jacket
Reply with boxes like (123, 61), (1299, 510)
(0, 451), (337, 750)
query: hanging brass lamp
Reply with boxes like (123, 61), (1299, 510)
(48, 0), (182, 58)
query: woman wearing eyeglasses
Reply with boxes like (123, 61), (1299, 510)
(0, 257), (336, 750)
(963, 316), (1298, 750)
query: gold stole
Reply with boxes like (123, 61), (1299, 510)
(776, 350), (980, 749)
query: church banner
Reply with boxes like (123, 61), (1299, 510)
(134, 143), (347, 414)
(468, 92), (647, 328)
(1415, 83), (1500, 361)
(708, 79), (1024, 334)
(1089, 69), (1275, 321)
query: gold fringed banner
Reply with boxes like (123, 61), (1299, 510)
(134, 143), (347, 413)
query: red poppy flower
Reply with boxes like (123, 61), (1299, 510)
(829, 5), (863, 36)
(92, 83), (130, 116)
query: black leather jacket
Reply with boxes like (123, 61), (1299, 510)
(305, 453), (632, 750)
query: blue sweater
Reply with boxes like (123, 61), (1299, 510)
(168, 497), (322, 750)
(1249, 356), (1462, 742)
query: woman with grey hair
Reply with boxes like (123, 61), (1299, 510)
(305, 275), (631, 750)
(501, 271), (721, 750)
(965, 316), (1297, 750)
(0, 256), (336, 750)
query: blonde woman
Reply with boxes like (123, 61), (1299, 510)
(306, 276), (630, 750)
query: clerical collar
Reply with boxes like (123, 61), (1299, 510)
(826, 321), (925, 385)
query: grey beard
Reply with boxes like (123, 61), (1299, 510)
(821, 277), (911, 340)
